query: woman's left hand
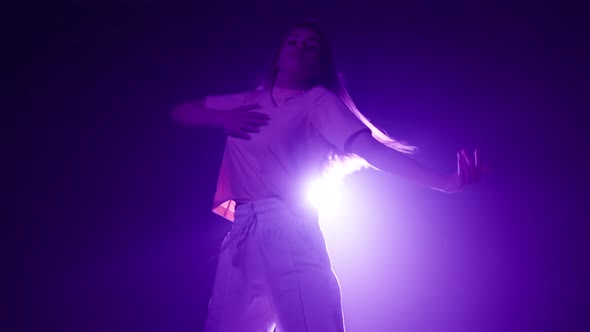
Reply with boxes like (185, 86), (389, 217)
(443, 148), (488, 193)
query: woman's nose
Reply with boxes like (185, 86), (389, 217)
(299, 44), (314, 53)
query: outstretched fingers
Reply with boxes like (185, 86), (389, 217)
(235, 104), (262, 112)
(457, 152), (467, 186)
(460, 149), (474, 184)
(226, 130), (251, 140)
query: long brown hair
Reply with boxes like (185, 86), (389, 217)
(258, 19), (418, 156)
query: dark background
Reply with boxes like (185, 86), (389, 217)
(6, 0), (589, 331)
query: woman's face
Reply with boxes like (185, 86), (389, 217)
(275, 27), (322, 81)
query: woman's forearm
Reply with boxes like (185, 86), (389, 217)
(377, 150), (448, 191)
(171, 100), (221, 127)
(350, 132), (449, 191)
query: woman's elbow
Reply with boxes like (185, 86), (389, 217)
(170, 102), (191, 124)
(349, 132), (387, 163)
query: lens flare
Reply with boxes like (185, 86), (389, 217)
(306, 177), (343, 211)
(306, 154), (371, 215)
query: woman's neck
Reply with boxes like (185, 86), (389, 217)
(274, 71), (311, 91)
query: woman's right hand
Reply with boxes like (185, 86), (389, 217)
(215, 104), (271, 140)
(442, 148), (490, 193)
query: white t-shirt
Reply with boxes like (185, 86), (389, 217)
(204, 85), (368, 221)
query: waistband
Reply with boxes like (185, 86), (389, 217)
(234, 197), (289, 218)
(226, 197), (287, 266)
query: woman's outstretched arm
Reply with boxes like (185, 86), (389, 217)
(171, 99), (220, 127)
(349, 131), (483, 193)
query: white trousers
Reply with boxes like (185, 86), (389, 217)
(204, 198), (345, 332)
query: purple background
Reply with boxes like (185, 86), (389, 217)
(7, 0), (589, 331)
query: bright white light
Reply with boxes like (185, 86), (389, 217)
(306, 154), (371, 217)
(306, 177), (343, 213)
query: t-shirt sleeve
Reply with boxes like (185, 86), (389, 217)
(204, 92), (250, 110)
(309, 89), (369, 152)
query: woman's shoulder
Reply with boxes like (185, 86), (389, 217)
(306, 85), (337, 102)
